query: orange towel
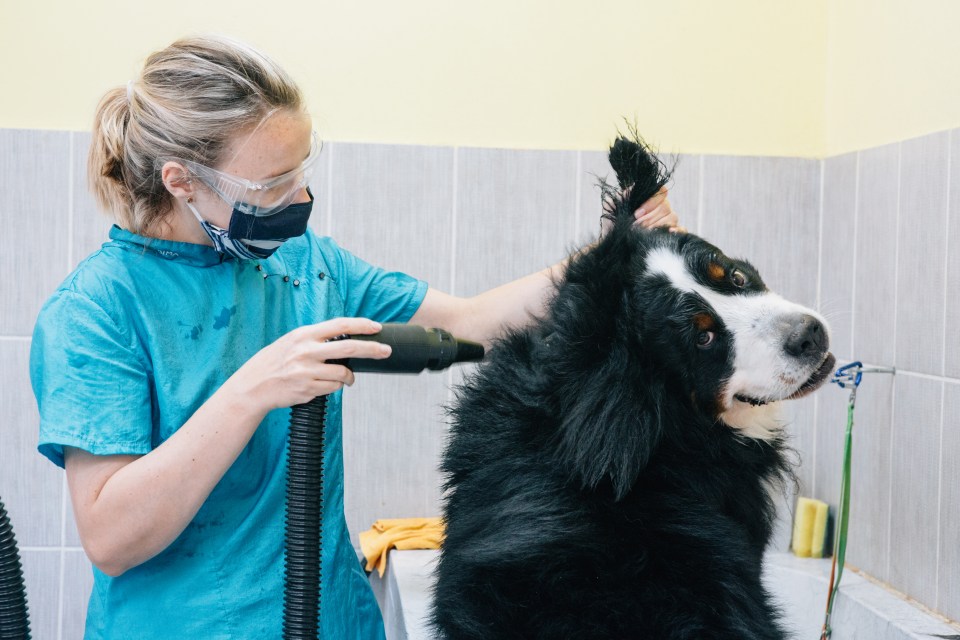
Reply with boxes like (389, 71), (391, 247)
(360, 517), (445, 577)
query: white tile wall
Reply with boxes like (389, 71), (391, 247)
(327, 141), (457, 545)
(0, 129), (72, 336)
(889, 375), (943, 606)
(69, 131), (112, 270)
(844, 373), (895, 582)
(454, 147), (577, 298)
(896, 132), (950, 375)
(945, 131), (960, 379)
(939, 383), (960, 621)
(700, 154), (822, 308)
(853, 142), (900, 366)
(3, 125), (960, 638)
(819, 152), (857, 362)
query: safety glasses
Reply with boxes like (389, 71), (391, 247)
(175, 131), (323, 217)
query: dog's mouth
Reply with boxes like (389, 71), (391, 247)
(733, 352), (836, 407)
(786, 352), (836, 399)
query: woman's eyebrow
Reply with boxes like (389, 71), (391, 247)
(261, 144), (312, 181)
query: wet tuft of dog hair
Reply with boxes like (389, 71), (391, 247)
(600, 123), (675, 231)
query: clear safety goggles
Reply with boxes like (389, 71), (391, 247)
(175, 131), (323, 217)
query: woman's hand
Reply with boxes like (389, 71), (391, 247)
(601, 186), (684, 237)
(227, 317), (392, 413)
(633, 186), (681, 230)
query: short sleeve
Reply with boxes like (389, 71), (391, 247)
(325, 239), (429, 323)
(30, 290), (153, 468)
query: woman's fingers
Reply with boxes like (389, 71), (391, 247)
(634, 188), (678, 229)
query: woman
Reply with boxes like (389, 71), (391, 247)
(30, 35), (678, 638)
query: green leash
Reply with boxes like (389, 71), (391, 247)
(820, 362), (894, 640)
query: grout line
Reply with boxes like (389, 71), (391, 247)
(816, 158), (825, 312)
(935, 381), (945, 609)
(325, 142), (334, 237)
(811, 159), (826, 496)
(574, 151), (582, 239)
(67, 132), (75, 274)
(937, 133), (953, 610)
(57, 474), (67, 640)
(893, 142), (902, 368)
(885, 373), (898, 582)
(447, 147), (460, 403)
(895, 369), (960, 384)
(850, 151), (860, 358)
(450, 147), (459, 297)
(942, 130), (952, 377)
(60, 477), (68, 548)
(696, 155), (705, 235)
(885, 142), (903, 581)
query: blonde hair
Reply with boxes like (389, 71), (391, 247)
(88, 35), (304, 234)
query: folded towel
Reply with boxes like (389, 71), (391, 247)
(360, 517), (445, 577)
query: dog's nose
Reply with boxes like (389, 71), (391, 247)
(783, 314), (827, 359)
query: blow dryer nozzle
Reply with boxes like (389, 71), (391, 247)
(331, 324), (485, 373)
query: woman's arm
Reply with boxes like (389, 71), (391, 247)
(65, 379), (268, 576)
(66, 317), (390, 576)
(410, 189), (679, 346)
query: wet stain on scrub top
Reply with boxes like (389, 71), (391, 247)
(177, 321), (203, 340)
(213, 305), (237, 330)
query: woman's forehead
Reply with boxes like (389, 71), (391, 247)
(217, 111), (313, 181)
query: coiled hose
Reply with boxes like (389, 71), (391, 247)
(281, 325), (484, 638)
(0, 499), (30, 639)
(283, 396), (327, 639)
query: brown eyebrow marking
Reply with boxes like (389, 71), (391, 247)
(707, 263), (726, 281)
(693, 313), (715, 331)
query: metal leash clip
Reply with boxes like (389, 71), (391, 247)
(831, 361), (895, 406)
(831, 361), (864, 389)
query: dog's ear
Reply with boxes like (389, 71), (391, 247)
(550, 358), (664, 501)
(602, 129), (673, 230)
(542, 243), (664, 501)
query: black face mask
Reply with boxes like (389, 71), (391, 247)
(188, 188), (314, 260)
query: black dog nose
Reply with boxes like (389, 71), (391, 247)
(784, 314), (827, 358)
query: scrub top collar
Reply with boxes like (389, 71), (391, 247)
(108, 225), (233, 267)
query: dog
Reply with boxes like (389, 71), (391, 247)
(431, 134), (835, 639)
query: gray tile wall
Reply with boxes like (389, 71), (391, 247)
(2, 126), (958, 637)
(807, 130), (960, 622)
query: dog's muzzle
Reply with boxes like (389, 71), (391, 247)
(783, 314), (828, 363)
(734, 313), (835, 407)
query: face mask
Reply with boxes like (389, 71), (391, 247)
(185, 189), (314, 260)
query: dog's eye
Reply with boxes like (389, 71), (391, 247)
(696, 331), (715, 348)
(731, 270), (747, 287)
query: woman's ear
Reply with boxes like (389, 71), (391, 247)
(160, 161), (195, 199)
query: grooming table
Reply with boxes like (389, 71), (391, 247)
(370, 549), (960, 640)
(371, 549), (439, 640)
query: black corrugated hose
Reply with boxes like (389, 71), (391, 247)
(0, 499), (30, 639)
(281, 326), (484, 638)
(283, 396), (327, 639)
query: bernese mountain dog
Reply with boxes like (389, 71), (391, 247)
(431, 134), (835, 639)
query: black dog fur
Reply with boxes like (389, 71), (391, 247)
(431, 134), (809, 639)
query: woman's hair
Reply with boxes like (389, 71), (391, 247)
(88, 35), (304, 233)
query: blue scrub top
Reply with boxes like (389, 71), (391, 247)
(30, 225), (428, 639)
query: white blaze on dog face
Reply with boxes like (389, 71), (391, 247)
(645, 245), (832, 439)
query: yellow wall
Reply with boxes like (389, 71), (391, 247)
(0, 0), (826, 156)
(3, 0), (959, 157)
(825, 0), (960, 156)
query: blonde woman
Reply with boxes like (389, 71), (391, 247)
(30, 35), (678, 638)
